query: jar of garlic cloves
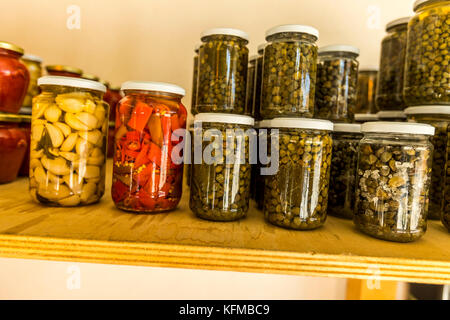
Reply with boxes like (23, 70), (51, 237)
(30, 76), (109, 206)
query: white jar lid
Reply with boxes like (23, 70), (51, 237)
(266, 24), (319, 40)
(386, 17), (411, 31)
(256, 120), (272, 128)
(257, 43), (267, 54)
(405, 106), (450, 115)
(355, 113), (379, 121)
(319, 45), (360, 56)
(377, 111), (406, 119)
(269, 117), (333, 131)
(362, 121), (435, 135)
(22, 54), (43, 63)
(121, 81), (185, 97)
(200, 28), (249, 42)
(194, 113), (254, 126)
(333, 123), (362, 133)
(38, 76), (106, 93)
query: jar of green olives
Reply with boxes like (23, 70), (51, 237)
(405, 106), (450, 220)
(355, 68), (379, 114)
(354, 113), (379, 123)
(253, 44), (266, 121)
(315, 45), (360, 123)
(377, 111), (406, 122)
(354, 122), (434, 242)
(246, 55), (258, 117)
(197, 28), (249, 114)
(264, 118), (333, 230)
(376, 17), (410, 110)
(190, 44), (200, 115)
(261, 25), (319, 119)
(189, 113), (254, 221)
(404, 0), (450, 106)
(329, 124), (362, 219)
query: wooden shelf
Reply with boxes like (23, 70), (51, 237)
(0, 161), (449, 284)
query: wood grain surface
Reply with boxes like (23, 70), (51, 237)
(0, 161), (449, 284)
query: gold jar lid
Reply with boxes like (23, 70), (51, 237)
(82, 73), (100, 81)
(46, 65), (83, 75)
(0, 112), (24, 123)
(0, 41), (24, 55)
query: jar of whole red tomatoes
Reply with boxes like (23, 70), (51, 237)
(46, 65), (83, 78)
(112, 81), (187, 213)
(0, 41), (30, 114)
(0, 113), (28, 183)
(18, 114), (31, 176)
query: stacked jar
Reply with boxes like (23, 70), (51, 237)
(45, 65), (83, 78)
(355, 67), (378, 115)
(30, 76), (109, 206)
(112, 81), (187, 213)
(190, 44), (200, 116)
(315, 45), (360, 123)
(21, 54), (43, 110)
(253, 43), (266, 121)
(376, 17), (410, 111)
(245, 55), (258, 117)
(354, 122), (435, 242)
(252, 119), (271, 208)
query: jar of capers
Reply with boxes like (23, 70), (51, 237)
(355, 68), (379, 114)
(261, 25), (319, 119)
(315, 45), (360, 122)
(246, 55), (258, 117)
(404, 0), (450, 105)
(354, 113), (379, 123)
(377, 111), (407, 122)
(376, 17), (410, 110)
(405, 106), (450, 220)
(253, 44), (266, 121)
(254, 119), (272, 209)
(264, 118), (333, 230)
(354, 122), (434, 242)
(329, 124), (362, 219)
(197, 28), (249, 114)
(190, 44), (200, 115)
(189, 113), (254, 221)
(185, 122), (194, 187)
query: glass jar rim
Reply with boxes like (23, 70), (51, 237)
(22, 53), (43, 63)
(194, 113), (254, 126)
(318, 44), (360, 56)
(200, 28), (249, 42)
(355, 113), (379, 122)
(38, 76), (106, 93)
(0, 113), (25, 123)
(257, 43), (267, 55)
(377, 111), (406, 119)
(121, 81), (185, 97)
(45, 65), (83, 75)
(362, 121), (435, 135)
(265, 24), (319, 40)
(405, 106), (450, 115)
(414, 0), (447, 11)
(385, 17), (411, 31)
(270, 117), (333, 131)
(0, 41), (24, 55)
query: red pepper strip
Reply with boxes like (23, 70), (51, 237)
(126, 130), (141, 142)
(171, 114), (180, 132)
(177, 104), (187, 129)
(148, 142), (162, 167)
(127, 101), (153, 132)
(154, 103), (169, 113)
(138, 190), (156, 210)
(161, 115), (172, 145)
(124, 149), (140, 159)
(111, 180), (128, 203)
(134, 143), (150, 168)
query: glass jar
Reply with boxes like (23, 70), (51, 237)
(445, 129), (450, 231)
(0, 41), (30, 114)
(185, 122), (194, 187)
(254, 119), (271, 210)
(197, 28), (249, 114)
(377, 111), (407, 122)
(404, 0), (450, 105)
(261, 25), (319, 119)
(21, 54), (43, 108)
(107, 121), (115, 158)
(328, 124), (362, 219)
(191, 44), (200, 115)
(405, 106), (450, 219)
(264, 118), (333, 230)
(103, 84), (122, 121)
(245, 55), (258, 117)
(0, 113), (28, 183)
(253, 43), (266, 121)
(354, 113), (379, 123)
(112, 81), (187, 213)
(354, 122), (434, 242)
(315, 45), (360, 123)
(45, 65), (83, 78)
(376, 17), (410, 110)
(30, 76), (109, 206)
(18, 114), (32, 176)
(355, 68), (378, 114)
(189, 113), (254, 221)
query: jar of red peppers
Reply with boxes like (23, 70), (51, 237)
(18, 114), (31, 176)
(0, 41), (30, 114)
(112, 81), (187, 213)
(46, 65), (83, 78)
(0, 113), (28, 183)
